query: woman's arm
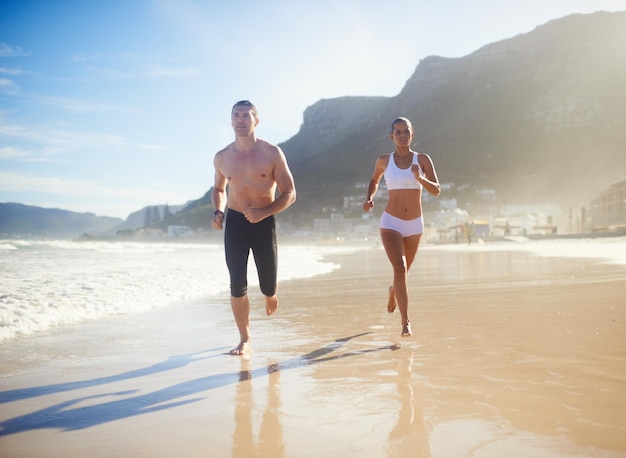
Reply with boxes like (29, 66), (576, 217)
(417, 153), (441, 196)
(364, 155), (388, 211)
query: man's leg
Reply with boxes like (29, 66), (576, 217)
(230, 294), (251, 355)
(265, 293), (278, 316)
(252, 215), (278, 316)
(224, 210), (252, 356)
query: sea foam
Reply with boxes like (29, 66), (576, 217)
(0, 240), (359, 342)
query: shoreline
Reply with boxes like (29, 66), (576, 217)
(1, 246), (625, 457)
(2, 225), (624, 245)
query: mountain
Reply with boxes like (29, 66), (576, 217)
(146, 191), (214, 230)
(109, 192), (215, 234)
(278, 11), (626, 223)
(0, 203), (123, 238)
(113, 203), (187, 231)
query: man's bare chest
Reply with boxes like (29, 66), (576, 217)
(223, 159), (273, 184)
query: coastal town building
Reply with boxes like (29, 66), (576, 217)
(587, 178), (626, 231)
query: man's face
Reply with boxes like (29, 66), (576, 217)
(231, 106), (258, 137)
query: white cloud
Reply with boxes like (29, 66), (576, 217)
(77, 64), (201, 80)
(0, 77), (18, 94)
(71, 52), (101, 62)
(0, 146), (28, 158)
(0, 66), (27, 76)
(143, 67), (200, 78)
(0, 170), (188, 214)
(71, 50), (202, 81)
(36, 95), (138, 114)
(0, 42), (28, 57)
(0, 119), (28, 138)
(0, 119), (166, 155)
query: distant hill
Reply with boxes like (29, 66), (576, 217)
(112, 203), (187, 231)
(145, 191), (214, 231)
(278, 11), (626, 223)
(0, 203), (123, 238)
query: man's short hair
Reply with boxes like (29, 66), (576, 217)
(232, 100), (258, 117)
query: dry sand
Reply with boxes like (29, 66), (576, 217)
(1, 244), (625, 457)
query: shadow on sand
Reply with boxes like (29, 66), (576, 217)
(0, 332), (398, 435)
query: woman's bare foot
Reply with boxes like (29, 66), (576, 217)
(401, 321), (412, 337)
(229, 340), (251, 355)
(387, 286), (396, 313)
(266, 295), (278, 316)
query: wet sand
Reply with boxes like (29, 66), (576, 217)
(1, 245), (625, 457)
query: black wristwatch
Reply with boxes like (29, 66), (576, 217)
(213, 210), (224, 217)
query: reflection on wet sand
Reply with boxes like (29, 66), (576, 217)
(232, 361), (284, 458)
(387, 351), (430, 458)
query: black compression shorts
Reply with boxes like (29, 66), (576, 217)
(224, 209), (277, 298)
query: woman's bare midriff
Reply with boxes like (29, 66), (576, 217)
(385, 189), (423, 220)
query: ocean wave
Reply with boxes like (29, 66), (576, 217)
(0, 240), (358, 342)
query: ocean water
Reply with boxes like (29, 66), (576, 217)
(0, 240), (359, 343)
(2, 236), (625, 344)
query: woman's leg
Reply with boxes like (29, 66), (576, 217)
(381, 229), (412, 335)
(404, 233), (421, 272)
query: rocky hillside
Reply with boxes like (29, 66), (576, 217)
(279, 11), (626, 223)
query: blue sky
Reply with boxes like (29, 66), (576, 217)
(1, 1), (625, 219)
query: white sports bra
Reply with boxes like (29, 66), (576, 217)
(384, 152), (422, 191)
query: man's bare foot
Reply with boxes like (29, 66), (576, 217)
(266, 295), (278, 316)
(401, 321), (412, 337)
(229, 340), (251, 355)
(387, 286), (396, 313)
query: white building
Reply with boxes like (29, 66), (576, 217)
(167, 225), (194, 238)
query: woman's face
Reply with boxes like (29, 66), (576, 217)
(390, 121), (414, 148)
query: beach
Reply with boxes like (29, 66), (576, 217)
(1, 241), (625, 457)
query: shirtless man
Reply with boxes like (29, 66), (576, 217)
(212, 100), (296, 355)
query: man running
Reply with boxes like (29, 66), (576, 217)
(212, 100), (296, 355)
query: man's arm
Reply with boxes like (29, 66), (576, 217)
(270, 147), (297, 213)
(211, 155), (227, 230)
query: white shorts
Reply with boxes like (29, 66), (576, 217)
(380, 212), (424, 238)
